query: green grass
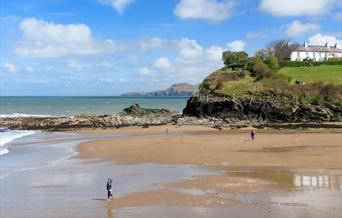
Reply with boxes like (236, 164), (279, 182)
(279, 65), (342, 85)
(216, 76), (263, 97)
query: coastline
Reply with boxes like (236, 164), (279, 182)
(1, 125), (341, 217)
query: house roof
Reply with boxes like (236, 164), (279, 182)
(291, 45), (342, 53)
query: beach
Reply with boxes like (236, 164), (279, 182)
(1, 125), (341, 218)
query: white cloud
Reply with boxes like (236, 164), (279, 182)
(139, 37), (164, 51)
(308, 33), (342, 48)
(100, 77), (114, 83)
(15, 18), (119, 58)
(67, 59), (85, 71)
(3, 62), (17, 73)
(154, 57), (171, 69)
(138, 67), (153, 76)
(119, 78), (127, 83)
(260, 0), (335, 16)
(99, 0), (135, 15)
(174, 0), (235, 21)
(285, 20), (320, 38)
(205, 46), (225, 61)
(177, 38), (204, 62)
(101, 60), (112, 68)
(26, 66), (35, 72)
(139, 38), (232, 83)
(227, 40), (246, 51)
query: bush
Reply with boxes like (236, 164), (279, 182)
(251, 60), (275, 80)
(264, 56), (279, 70)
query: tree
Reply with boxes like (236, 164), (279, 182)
(267, 40), (293, 61)
(222, 51), (249, 70)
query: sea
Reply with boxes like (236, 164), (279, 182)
(0, 96), (188, 156)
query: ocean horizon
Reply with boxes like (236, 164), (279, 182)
(0, 96), (189, 117)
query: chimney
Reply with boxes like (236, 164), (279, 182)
(303, 42), (308, 47)
(325, 42), (328, 47)
(334, 43), (338, 48)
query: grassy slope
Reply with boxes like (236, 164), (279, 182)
(201, 66), (342, 105)
(279, 65), (342, 85)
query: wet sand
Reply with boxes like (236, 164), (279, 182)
(75, 125), (342, 217)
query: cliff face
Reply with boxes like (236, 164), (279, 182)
(183, 94), (342, 122)
(121, 83), (198, 97)
(183, 68), (342, 123)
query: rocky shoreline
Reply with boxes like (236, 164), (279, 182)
(1, 103), (341, 131)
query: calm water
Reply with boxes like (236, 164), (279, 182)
(0, 96), (188, 116)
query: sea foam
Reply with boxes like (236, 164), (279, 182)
(0, 113), (58, 118)
(0, 130), (36, 155)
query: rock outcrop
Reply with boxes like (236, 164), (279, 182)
(0, 104), (179, 130)
(183, 93), (342, 123)
(118, 103), (174, 117)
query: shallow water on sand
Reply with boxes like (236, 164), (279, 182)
(115, 168), (342, 218)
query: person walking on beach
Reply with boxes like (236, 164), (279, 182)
(251, 129), (256, 140)
(106, 178), (113, 200)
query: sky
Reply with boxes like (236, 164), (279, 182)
(1, 0), (341, 96)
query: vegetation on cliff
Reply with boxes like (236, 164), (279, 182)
(184, 40), (342, 122)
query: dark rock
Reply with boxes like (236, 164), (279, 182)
(183, 95), (342, 123)
(117, 103), (173, 117)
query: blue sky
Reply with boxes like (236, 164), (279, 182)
(1, 0), (341, 96)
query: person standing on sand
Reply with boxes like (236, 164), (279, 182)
(251, 129), (256, 140)
(106, 178), (113, 200)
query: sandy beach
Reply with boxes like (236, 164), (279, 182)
(1, 125), (341, 218)
(74, 125), (342, 217)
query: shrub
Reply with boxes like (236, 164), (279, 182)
(251, 60), (275, 80)
(264, 56), (279, 70)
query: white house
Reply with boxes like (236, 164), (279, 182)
(290, 42), (342, 61)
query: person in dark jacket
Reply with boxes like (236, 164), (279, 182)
(251, 129), (256, 140)
(106, 178), (113, 200)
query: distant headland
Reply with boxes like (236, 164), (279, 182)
(121, 83), (198, 97)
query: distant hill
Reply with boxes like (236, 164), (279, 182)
(121, 83), (198, 97)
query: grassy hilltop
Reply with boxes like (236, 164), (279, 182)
(200, 65), (342, 105)
(279, 65), (342, 85)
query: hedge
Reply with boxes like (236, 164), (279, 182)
(279, 59), (342, 68)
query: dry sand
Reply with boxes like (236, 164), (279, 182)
(76, 125), (342, 168)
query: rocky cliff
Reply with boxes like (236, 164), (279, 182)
(183, 93), (342, 123)
(183, 68), (342, 123)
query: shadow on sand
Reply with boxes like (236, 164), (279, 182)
(92, 198), (108, 202)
